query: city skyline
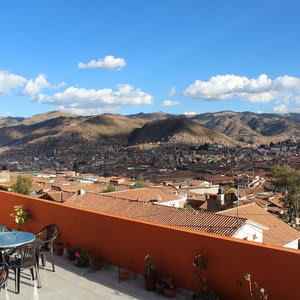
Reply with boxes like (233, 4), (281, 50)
(1, 0), (300, 117)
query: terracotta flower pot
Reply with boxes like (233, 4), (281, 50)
(89, 257), (102, 270)
(164, 287), (176, 298)
(155, 281), (165, 294)
(54, 242), (64, 256)
(119, 270), (130, 281)
(144, 276), (156, 291)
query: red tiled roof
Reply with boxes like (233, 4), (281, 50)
(104, 187), (181, 203)
(219, 203), (300, 247)
(65, 194), (246, 237)
(39, 191), (77, 202)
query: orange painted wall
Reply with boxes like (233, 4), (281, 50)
(0, 190), (299, 299)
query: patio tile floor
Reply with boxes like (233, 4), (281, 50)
(1, 254), (190, 300)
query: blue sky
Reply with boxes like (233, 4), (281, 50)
(1, 0), (300, 117)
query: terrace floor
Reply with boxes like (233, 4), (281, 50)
(1, 254), (189, 300)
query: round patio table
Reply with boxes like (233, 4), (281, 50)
(0, 231), (35, 248)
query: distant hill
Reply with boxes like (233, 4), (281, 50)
(78, 114), (143, 137)
(0, 110), (299, 148)
(20, 111), (77, 126)
(128, 116), (234, 145)
(128, 111), (170, 125)
(192, 111), (300, 137)
(0, 113), (143, 147)
(0, 116), (24, 128)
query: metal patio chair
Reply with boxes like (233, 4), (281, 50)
(7, 242), (41, 294)
(0, 225), (12, 232)
(0, 262), (9, 292)
(35, 224), (60, 272)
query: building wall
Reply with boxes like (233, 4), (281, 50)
(159, 199), (185, 208)
(233, 223), (263, 243)
(284, 238), (299, 250)
(0, 191), (299, 299)
(159, 193), (187, 208)
(190, 186), (219, 195)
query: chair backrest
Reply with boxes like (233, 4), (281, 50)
(0, 225), (12, 233)
(10, 242), (40, 269)
(35, 224), (60, 250)
(0, 263), (9, 289)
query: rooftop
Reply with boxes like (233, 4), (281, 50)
(219, 203), (300, 246)
(65, 193), (247, 236)
(2, 254), (187, 300)
(104, 187), (181, 203)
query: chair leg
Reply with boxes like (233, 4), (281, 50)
(50, 250), (55, 272)
(35, 264), (41, 289)
(41, 254), (46, 267)
(14, 268), (20, 294)
(30, 268), (35, 280)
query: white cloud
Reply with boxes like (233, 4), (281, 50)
(183, 74), (300, 104)
(52, 81), (67, 89)
(168, 86), (176, 97)
(184, 111), (197, 116)
(34, 84), (153, 115)
(161, 99), (180, 106)
(22, 74), (50, 96)
(78, 55), (126, 70)
(0, 70), (27, 94)
(273, 104), (289, 114)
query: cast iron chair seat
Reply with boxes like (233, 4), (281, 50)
(7, 242), (41, 294)
(0, 225), (12, 233)
(0, 262), (9, 291)
(35, 224), (60, 272)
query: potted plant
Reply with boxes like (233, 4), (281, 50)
(88, 253), (102, 271)
(10, 205), (31, 231)
(163, 276), (176, 298)
(192, 253), (218, 300)
(155, 278), (165, 294)
(66, 246), (80, 260)
(74, 248), (90, 268)
(53, 241), (65, 256)
(119, 270), (130, 281)
(144, 254), (156, 291)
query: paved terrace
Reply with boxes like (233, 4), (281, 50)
(1, 255), (188, 300)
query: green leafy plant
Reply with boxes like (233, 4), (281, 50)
(144, 254), (156, 279)
(67, 246), (80, 260)
(10, 205), (31, 230)
(163, 275), (176, 289)
(243, 273), (268, 300)
(192, 253), (218, 300)
(74, 248), (90, 268)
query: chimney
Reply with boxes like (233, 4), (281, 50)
(78, 189), (85, 195)
(217, 187), (225, 205)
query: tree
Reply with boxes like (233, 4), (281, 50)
(0, 185), (9, 191)
(271, 164), (300, 224)
(102, 184), (116, 193)
(12, 176), (32, 195)
(134, 174), (146, 188)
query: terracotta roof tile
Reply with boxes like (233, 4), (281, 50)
(65, 194), (246, 237)
(219, 203), (300, 247)
(104, 187), (181, 203)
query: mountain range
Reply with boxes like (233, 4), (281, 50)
(0, 110), (298, 148)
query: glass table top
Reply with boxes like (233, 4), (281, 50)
(0, 231), (35, 248)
